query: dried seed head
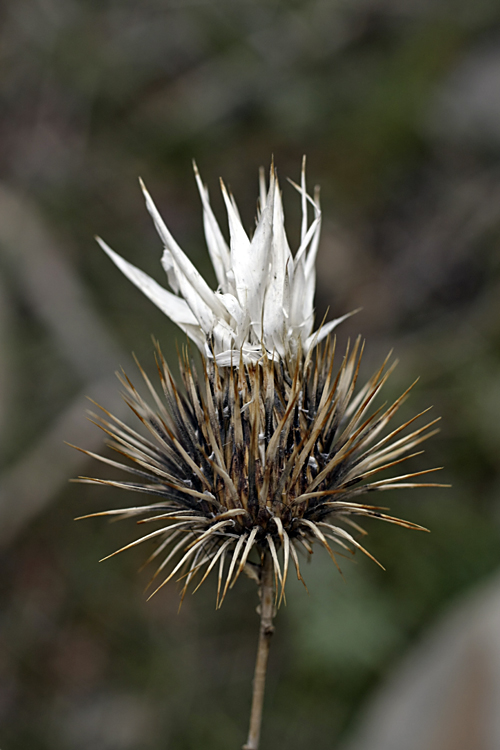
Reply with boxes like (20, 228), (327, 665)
(76, 337), (444, 606)
(77, 160), (446, 606)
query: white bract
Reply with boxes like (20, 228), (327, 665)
(97, 159), (351, 366)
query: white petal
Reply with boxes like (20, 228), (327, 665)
(213, 345), (266, 367)
(289, 253), (306, 330)
(97, 237), (204, 348)
(140, 179), (227, 321)
(247, 172), (275, 326)
(300, 154), (308, 244)
(222, 172), (275, 328)
(263, 181), (292, 355)
(212, 320), (237, 354)
(220, 180), (251, 309)
(294, 215), (320, 266)
(168, 253), (218, 336)
(230, 193), (244, 223)
(304, 310), (359, 352)
(160, 244), (180, 294)
(302, 187), (322, 327)
(138, 178), (180, 293)
(217, 292), (244, 327)
(193, 162), (231, 291)
(304, 185), (322, 279)
(290, 176), (322, 339)
(258, 167), (267, 213)
(288, 172), (321, 217)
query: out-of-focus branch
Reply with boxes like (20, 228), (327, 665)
(0, 275), (11, 456)
(0, 184), (123, 378)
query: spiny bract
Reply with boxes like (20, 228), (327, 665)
(76, 337), (442, 606)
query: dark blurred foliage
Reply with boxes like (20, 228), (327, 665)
(2, 1), (500, 748)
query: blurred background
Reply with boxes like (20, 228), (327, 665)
(2, 0), (500, 748)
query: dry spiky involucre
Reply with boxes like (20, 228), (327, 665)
(76, 160), (445, 606)
(76, 336), (443, 607)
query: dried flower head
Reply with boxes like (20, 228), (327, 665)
(74, 160), (445, 606)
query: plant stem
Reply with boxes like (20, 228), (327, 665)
(243, 552), (275, 750)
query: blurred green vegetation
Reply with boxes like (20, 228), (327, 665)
(2, 0), (500, 748)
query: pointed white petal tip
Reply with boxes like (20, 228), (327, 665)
(100, 161), (351, 365)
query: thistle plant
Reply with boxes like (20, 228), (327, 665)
(75, 159), (444, 750)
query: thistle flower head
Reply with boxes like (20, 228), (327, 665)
(78, 161), (445, 606)
(97, 158), (351, 366)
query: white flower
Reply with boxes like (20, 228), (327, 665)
(97, 158), (352, 366)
